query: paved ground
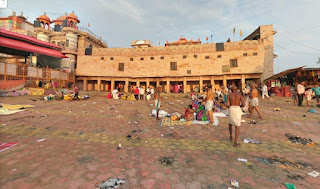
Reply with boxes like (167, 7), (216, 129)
(0, 93), (319, 189)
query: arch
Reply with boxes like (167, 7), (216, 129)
(69, 20), (74, 28)
(52, 41), (56, 44)
(40, 21), (45, 28)
(89, 44), (93, 48)
(45, 23), (49, 30)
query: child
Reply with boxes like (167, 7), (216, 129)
(305, 88), (312, 106)
(290, 87), (297, 105)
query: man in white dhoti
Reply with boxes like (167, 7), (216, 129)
(203, 85), (215, 125)
(227, 86), (245, 147)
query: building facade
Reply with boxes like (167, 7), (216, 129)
(76, 25), (276, 93)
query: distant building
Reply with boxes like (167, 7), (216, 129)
(76, 25), (277, 93)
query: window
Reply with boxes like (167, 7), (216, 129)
(194, 55), (198, 58)
(183, 55), (187, 59)
(130, 58), (134, 61)
(101, 57), (104, 60)
(66, 39), (69, 47)
(150, 57), (154, 60)
(243, 53), (247, 56)
(230, 59), (238, 68)
(253, 53), (257, 56)
(118, 63), (124, 71)
(160, 56), (164, 60)
(205, 56), (209, 59)
(217, 55), (221, 58)
(187, 70), (191, 74)
(170, 62), (177, 70)
(140, 57), (144, 60)
(110, 57), (114, 60)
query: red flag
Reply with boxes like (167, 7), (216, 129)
(206, 36), (208, 41)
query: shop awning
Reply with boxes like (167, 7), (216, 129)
(0, 36), (68, 58)
(264, 66), (306, 81)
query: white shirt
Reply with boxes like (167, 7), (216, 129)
(139, 88), (145, 94)
(151, 88), (154, 94)
(147, 88), (151, 93)
(112, 89), (118, 96)
(262, 85), (268, 93)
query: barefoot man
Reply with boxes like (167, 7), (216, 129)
(249, 84), (263, 120)
(154, 87), (162, 120)
(227, 86), (245, 147)
(203, 85), (214, 125)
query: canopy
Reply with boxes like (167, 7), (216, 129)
(0, 36), (68, 58)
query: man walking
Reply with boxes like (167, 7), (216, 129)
(297, 81), (305, 106)
(312, 83), (320, 105)
(134, 87), (139, 100)
(203, 85), (215, 125)
(139, 86), (145, 100)
(227, 86), (245, 147)
(154, 87), (162, 120)
(249, 84), (262, 120)
(262, 83), (270, 99)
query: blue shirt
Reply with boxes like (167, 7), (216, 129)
(312, 87), (320, 95)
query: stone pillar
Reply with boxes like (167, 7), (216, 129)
(183, 77), (187, 93)
(156, 79), (160, 88)
(199, 76), (203, 93)
(136, 79), (140, 87)
(125, 78), (129, 93)
(241, 75), (246, 90)
(210, 76), (215, 91)
(97, 78), (101, 91)
(223, 75), (227, 88)
(166, 77), (170, 93)
(146, 78), (150, 88)
(111, 79), (115, 91)
(83, 78), (87, 91)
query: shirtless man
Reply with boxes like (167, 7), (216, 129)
(154, 87), (163, 120)
(203, 85), (214, 125)
(227, 86), (245, 147)
(249, 84), (262, 120)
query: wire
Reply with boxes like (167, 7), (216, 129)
(275, 44), (319, 57)
(277, 31), (320, 51)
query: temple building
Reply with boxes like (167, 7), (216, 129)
(76, 25), (277, 93)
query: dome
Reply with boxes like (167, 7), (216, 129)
(67, 11), (80, 23)
(55, 15), (67, 21)
(37, 13), (51, 22)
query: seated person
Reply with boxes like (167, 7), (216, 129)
(184, 105), (195, 121)
(112, 88), (120, 99)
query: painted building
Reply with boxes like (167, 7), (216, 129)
(76, 25), (277, 93)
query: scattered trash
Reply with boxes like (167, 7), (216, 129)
(117, 144), (121, 150)
(83, 111), (87, 114)
(257, 156), (310, 169)
(287, 174), (305, 180)
(274, 107), (281, 111)
(262, 130), (267, 133)
(292, 122), (301, 126)
(303, 115), (306, 117)
(97, 178), (126, 189)
(133, 121), (138, 124)
(93, 102), (96, 104)
(237, 158), (248, 163)
(145, 141), (148, 143)
(241, 120), (246, 123)
(285, 133), (314, 145)
(244, 138), (261, 144)
(248, 120), (256, 125)
(37, 139), (46, 142)
(99, 110), (105, 113)
(126, 135), (131, 141)
(285, 183), (296, 189)
(308, 109), (317, 113)
(308, 171), (319, 177)
(40, 114), (47, 118)
(0, 142), (19, 153)
(68, 110), (72, 113)
(12, 169), (16, 171)
(158, 156), (175, 166)
(1, 124), (7, 126)
(78, 132), (83, 135)
(82, 104), (86, 107)
(230, 180), (239, 188)
(161, 134), (164, 137)
(169, 127), (174, 129)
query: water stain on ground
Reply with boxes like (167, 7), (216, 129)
(158, 156), (175, 167)
(77, 154), (95, 164)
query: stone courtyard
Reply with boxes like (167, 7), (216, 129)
(0, 94), (319, 189)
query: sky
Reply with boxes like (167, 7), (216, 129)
(1, 0), (320, 73)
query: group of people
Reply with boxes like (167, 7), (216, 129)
(133, 86), (155, 100)
(292, 82), (320, 106)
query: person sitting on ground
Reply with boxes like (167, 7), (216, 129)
(305, 88), (312, 107)
(202, 85), (214, 125)
(154, 87), (163, 120)
(227, 86), (245, 147)
(134, 87), (139, 100)
(184, 105), (195, 121)
(112, 88), (119, 99)
(72, 86), (80, 100)
(312, 83), (320, 105)
(249, 84), (262, 120)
